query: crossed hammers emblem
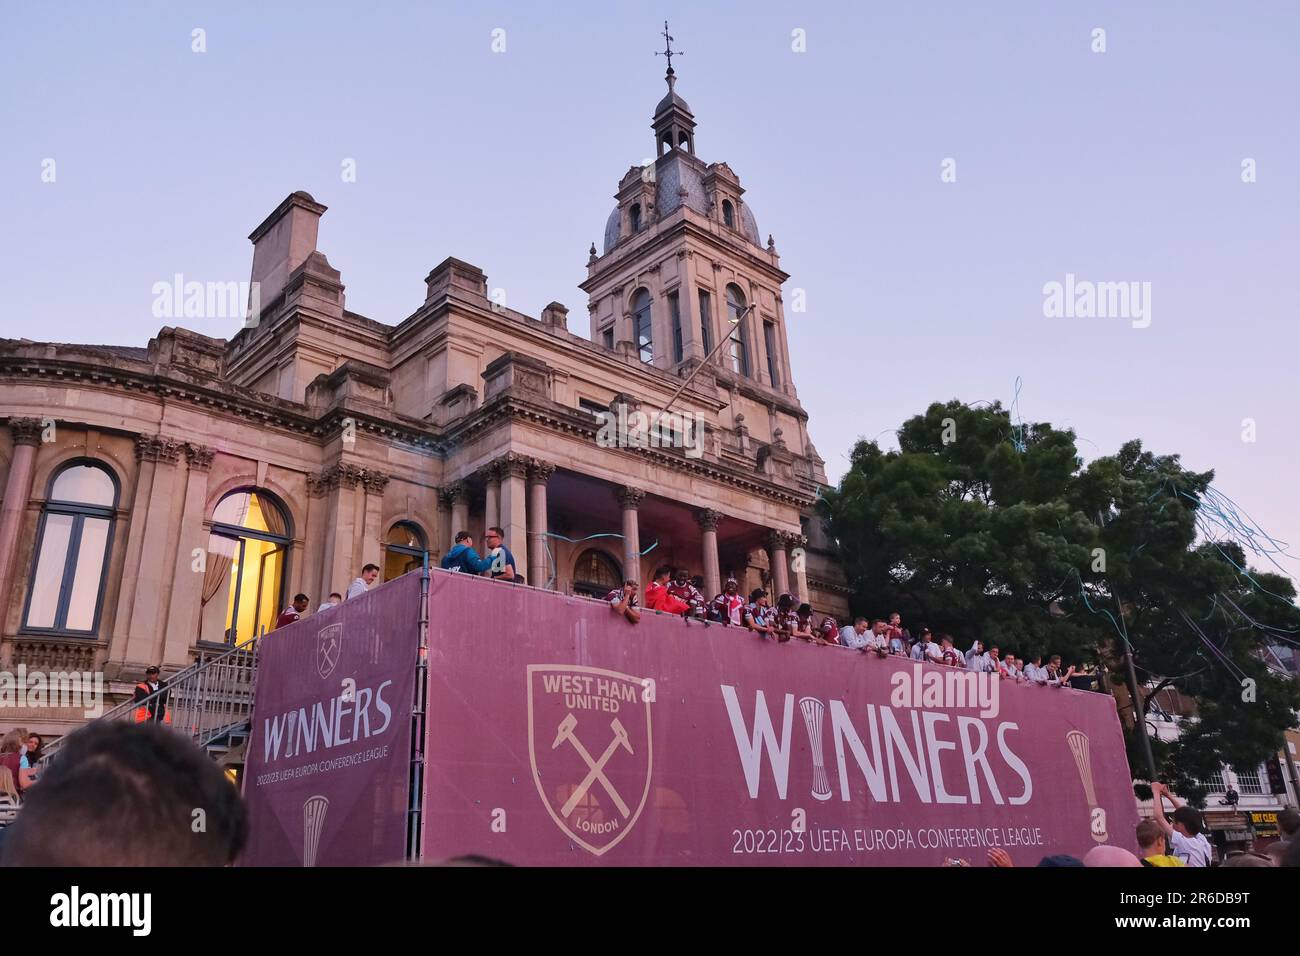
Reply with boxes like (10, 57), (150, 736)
(552, 713), (634, 819)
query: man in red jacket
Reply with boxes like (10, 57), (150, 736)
(643, 565), (690, 615)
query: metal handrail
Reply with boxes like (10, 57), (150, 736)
(39, 635), (262, 768)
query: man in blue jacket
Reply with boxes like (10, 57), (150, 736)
(440, 531), (495, 574)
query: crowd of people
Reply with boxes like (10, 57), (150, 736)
(602, 564), (1094, 688)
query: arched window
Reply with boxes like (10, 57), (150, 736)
(722, 200), (735, 229)
(572, 549), (622, 599)
(23, 460), (118, 634)
(726, 284), (750, 376)
(631, 288), (653, 363)
(384, 521), (427, 581)
(199, 489), (290, 645)
(629, 203), (642, 234)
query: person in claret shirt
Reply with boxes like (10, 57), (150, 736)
(274, 594), (309, 630)
(644, 565), (690, 615)
(886, 612), (911, 651)
(710, 578), (746, 626)
(772, 593), (798, 643)
(792, 603), (817, 642)
(939, 634), (964, 667)
(605, 580), (641, 624)
(817, 614), (841, 646)
(743, 589), (778, 640)
(667, 568), (706, 618)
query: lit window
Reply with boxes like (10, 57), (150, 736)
(23, 461), (117, 634)
(200, 490), (290, 645)
(385, 521), (427, 581)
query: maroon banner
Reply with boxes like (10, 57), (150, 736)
(241, 571), (422, 866)
(422, 570), (1139, 865)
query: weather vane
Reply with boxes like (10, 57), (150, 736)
(656, 20), (683, 82)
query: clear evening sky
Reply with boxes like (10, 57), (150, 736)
(2, 1), (1296, 580)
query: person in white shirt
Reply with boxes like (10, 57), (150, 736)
(1023, 654), (1049, 683)
(346, 563), (380, 600)
(964, 640), (985, 668)
(1000, 654), (1021, 679)
(316, 592), (343, 613)
(968, 646), (996, 673)
(839, 618), (871, 650)
(1150, 782), (1213, 867)
(911, 628), (941, 662)
(861, 619), (889, 657)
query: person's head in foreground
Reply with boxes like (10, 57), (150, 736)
(1171, 805), (1204, 839)
(1082, 845), (1142, 867)
(1136, 818), (1180, 866)
(1, 721), (247, 867)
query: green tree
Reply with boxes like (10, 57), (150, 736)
(821, 401), (1300, 801)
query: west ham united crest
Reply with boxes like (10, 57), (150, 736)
(527, 665), (653, 856)
(316, 623), (343, 680)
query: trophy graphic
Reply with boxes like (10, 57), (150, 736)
(303, 794), (330, 867)
(799, 696), (833, 801)
(1066, 731), (1108, 843)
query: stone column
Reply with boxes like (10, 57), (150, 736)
(361, 469), (390, 571)
(300, 470), (329, 603)
(697, 508), (722, 600)
(768, 530), (790, 598)
(436, 486), (454, 559)
(790, 533), (809, 602)
(483, 462), (501, 532)
(618, 486), (645, 584)
(0, 418), (43, 632)
(446, 481), (470, 546)
(161, 444), (214, 665)
(498, 454), (530, 568)
(318, 464), (364, 603)
(124, 436), (185, 666)
(527, 460), (555, 587)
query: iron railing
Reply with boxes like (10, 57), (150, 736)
(39, 635), (262, 768)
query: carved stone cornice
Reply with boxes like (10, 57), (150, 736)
(8, 417), (44, 447)
(528, 459), (556, 484)
(306, 472), (330, 498)
(496, 452), (531, 480)
(362, 469), (390, 495)
(617, 486), (645, 510)
(696, 508), (723, 532)
(184, 443), (215, 472)
(135, 434), (184, 464)
(316, 462), (365, 490)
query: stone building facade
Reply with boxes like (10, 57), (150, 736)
(0, 69), (849, 737)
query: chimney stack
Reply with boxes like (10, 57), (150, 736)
(248, 191), (328, 315)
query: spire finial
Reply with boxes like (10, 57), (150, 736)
(656, 20), (683, 90)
